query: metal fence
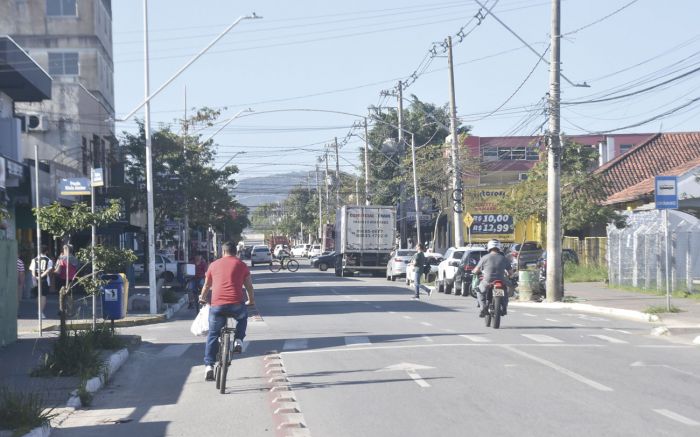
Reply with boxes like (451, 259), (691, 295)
(607, 210), (700, 293)
(562, 236), (607, 266)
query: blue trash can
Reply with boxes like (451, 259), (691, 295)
(101, 274), (129, 320)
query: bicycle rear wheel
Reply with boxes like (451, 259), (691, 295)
(287, 259), (299, 272)
(269, 260), (282, 272)
(219, 332), (230, 394)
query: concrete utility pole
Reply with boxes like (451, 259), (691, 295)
(410, 134), (421, 247)
(397, 81), (407, 249)
(90, 142), (97, 330)
(334, 137), (340, 208)
(316, 165), (322, 240)
(546, 0), (563, 302)
(34, 144), (43, 335)
(447, 36), (464, 247)
(363, 117), (370, 205)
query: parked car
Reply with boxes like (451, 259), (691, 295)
(311, 251), (338, 271)
(453, 248), (489, 297)
(250, 245), (272, 266)
(405, 252), (443, 286)
(436, 247), (470, 294)
(506, 241), (543, 270)
(308, 244), (322, 258)
(133, 253), (178, 282)
(273, 244), (290, 258)
(385, 249), (416, 281)
(291, 244), (311, 258)
(537, 249), (580, 294)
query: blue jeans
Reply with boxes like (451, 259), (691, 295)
(204, 304), (248, 366)
(414, 270), (422, 297)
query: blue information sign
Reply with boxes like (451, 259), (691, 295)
(655, 176), (678, 209)
(60, 178), (91, 196)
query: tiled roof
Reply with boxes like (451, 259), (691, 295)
(594, 132), (700, 201)
(603, 156), (700, 205)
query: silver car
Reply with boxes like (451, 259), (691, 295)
(385, 249), (416, 281)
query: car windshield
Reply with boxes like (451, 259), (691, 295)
(453, 251), (465, 259)
(397, 250), (416, 257)
(254, 248), (268, 252)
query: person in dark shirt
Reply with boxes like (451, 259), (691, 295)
(473, 239), (512, 317)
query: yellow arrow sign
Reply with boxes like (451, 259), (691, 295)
(463, 212), (474, 228)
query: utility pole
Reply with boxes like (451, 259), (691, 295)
(334, 137), (340, 208)
(410, 134), (421, 247)
(182, 86), (190, 264)
(447, 36), (464, 247)
(546, 0), (563, 302)
(90, 141), (97, 330)
(364, 117), (370, 205)
(324, 151), (330, 251)
(397, 81), (407, 249)
(316, 164), (322, 241)
(143, 0), (157, 314)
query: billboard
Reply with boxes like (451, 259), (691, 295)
(463, 186), (515, 242)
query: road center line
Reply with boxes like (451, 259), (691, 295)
(653, 409), (700, 426)
(545, 318), (560, 322)
(604, 328), (632, 334)
(523, 313), (537, 317)
(403, 315), (412, 320)
(502, 345), (614, 392)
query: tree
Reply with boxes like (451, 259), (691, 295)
(502, 140), (625, 238)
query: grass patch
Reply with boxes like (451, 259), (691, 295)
(644, 305), (681, 314)
(564, 263), (608, 282)
(617, 284), (700, 300)
(0, 386), (55, 436)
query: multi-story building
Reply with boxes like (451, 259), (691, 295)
(0, 0), (116, 251)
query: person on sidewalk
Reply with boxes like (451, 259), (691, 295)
(54, 244), (80, 295)
(188, 253), (207, 308)
(410, 243), (430, 299)
(199, 241), (255, 381)
(29, 246), (53, 319)
(17, 257), (25, 306)
(472, 239), (512, 317)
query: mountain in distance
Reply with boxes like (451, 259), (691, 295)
(234, 171), (315, 212)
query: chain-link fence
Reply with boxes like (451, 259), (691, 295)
(563, 236), (607, 266)
(607, 210), (700, 293)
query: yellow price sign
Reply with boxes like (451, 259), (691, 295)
(463, 212), (474, 228)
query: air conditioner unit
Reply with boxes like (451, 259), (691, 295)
(26, 114), (49, 132)
(518, 173), (529, 181)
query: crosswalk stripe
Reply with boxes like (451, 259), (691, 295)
(521, 334), (563, 343)
(283, 339), (308, 350)
(589, 334), (628, 344)
(345, 336), (371, 346)
(460, 335), (491, 343)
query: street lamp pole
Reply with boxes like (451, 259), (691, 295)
(143, 0), (157, 314)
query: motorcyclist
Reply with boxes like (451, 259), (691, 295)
(472, 239), (513, 317)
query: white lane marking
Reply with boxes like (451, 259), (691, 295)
(442, 328), (456, 333)
(373, 305), (382, 309)
(408, 371), (431, 388)
(377, 363), (433, 388)
(460, 335), (491, 343)
(157, 344), (191, 358)
(545, 318), (560, 322)
(604, 328), (632, 335)
(631, 362), (700, 379)
(653, 409), (700, 426)
(283, 339), (308, 350)
(403, 315), (413, 320)
(522, 334), (563, 343)
(420, 322), (433, 327)
(523, 313), (537, 317)
(422, 335), (434, 343)
(283, 343), (606, 355)
(345, 336), (371, 346)
(589, 334), (628, 344)
(503, 346), (614, 392)
(572, 323), (586, 327)
(388, 311), (396, 314)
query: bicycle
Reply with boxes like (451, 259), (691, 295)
(269, 257), (299, 273)
(214, 319), (237, 394)
(185, 276), (202, 313)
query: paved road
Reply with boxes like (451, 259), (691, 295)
(55, 264), (700, 436)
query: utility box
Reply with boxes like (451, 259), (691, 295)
(101, 274), (129, 320)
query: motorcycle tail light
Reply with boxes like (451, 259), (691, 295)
(464, 265), (473, 271)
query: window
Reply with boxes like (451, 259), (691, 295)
(619, 144), (633, 155)
(47, 0), (76, 16)
(48, 52), (79, 75)
(498, 147), (512, 160)
(482, 148), (498, 161)
(511, 147), (526, 160)
(526, 147), (540, 160)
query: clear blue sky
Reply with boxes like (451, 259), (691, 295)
(113, 0), (700, 189)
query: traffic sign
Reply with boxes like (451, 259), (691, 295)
(463, 212), (474, 228)
(655, 176), (678, 209)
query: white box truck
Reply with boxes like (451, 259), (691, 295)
(334, 205), (396, 277)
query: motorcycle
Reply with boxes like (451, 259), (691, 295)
(484, 279), (508, 329)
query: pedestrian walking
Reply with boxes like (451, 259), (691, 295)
(410, 243), (430, 299)
(54, 244), (79, 294)
(29, 246), (53, 319)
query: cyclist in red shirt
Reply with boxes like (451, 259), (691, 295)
(199, 241), (255, 381)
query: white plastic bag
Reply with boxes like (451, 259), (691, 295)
(190, 304), (210, 336)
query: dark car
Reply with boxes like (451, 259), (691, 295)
(537, 249), (580, 293)
(506, 241), (543, 270)
(453, 248), (488, 297)
(311, 251), (338, 271)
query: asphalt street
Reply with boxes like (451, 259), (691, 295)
(54, 264), (700, 437)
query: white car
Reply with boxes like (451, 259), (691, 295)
(436, 247), (471, 294)
(291, 244), (311, 258)
(308, 244), (322, 258)
(250, 245), (272, 266)
(406, 253), (443, 286)
(133, 253), (178, 282)
(385, 249), (416, 281)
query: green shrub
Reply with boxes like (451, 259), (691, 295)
(0, 386), (55, 436)
(89, 325), (126, 350)
(31, 330), (102, 378)
(564, 263), (608, 282)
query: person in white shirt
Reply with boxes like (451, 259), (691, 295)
(29, 246), (53, 319)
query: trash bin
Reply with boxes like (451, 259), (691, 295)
(101, 274), (130, 320)
(518, 269), (534, 301)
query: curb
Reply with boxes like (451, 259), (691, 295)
(15, 424), (51, 437)
(509, 301), (660, 323)
(66, 347), (130, 409)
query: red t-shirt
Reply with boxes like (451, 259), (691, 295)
(206, 256), (250, 306)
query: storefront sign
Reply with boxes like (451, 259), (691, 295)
(59, 178), (91, 196)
